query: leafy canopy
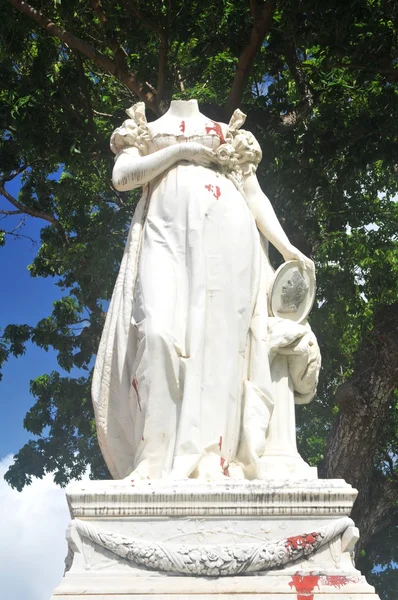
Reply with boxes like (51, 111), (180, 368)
(1, 1), (397, 597)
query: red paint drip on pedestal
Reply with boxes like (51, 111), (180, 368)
(324, 575), (351, 588)
(289, 572), (354, 599)
(179, 120), (185, 133)
(205, 121), (226, 144)
(132, 378), (142, 411)
(289, 574), (320, 600)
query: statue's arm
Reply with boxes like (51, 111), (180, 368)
(112, 143), (215, 191)
(243, 173), (315, 274)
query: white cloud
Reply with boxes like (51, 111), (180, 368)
(0, 455), (84, 600)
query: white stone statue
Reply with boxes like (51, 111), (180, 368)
(92, 99), (321, 482)
(53, 100), (378, 600)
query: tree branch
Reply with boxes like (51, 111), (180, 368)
(157, 28), (168, 104)
(324, 61), (398, 81)
(281, 42), (314, 127)
(8, 214), (26, 233)
(73, 51), (95, 134)
(90, 1), (128, 62)
(0, 183), (69, 244)
(91, 0), (107, 27)
(126, 0), (168, 107)
(1, 230), (38, 244)
(383, 452), (397, 479)
(92, 109), (112, 117)
(225, 0), (276, 116)
(125, 0), (164, 37)
(1, 161), (38, 184)
(7, 0), (160, 113)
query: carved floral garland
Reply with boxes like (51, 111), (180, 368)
(74, 517), (353, 577)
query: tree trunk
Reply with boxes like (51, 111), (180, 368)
(320, 302), (398, 555)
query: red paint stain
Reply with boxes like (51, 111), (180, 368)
(220, 457), (229, 476)
(205, 120), (226, 144)
(285, 532), (318, 553)
(324, 575), (351, 588)
(204, 183), (221, 200)
(132, 378), (142, 411)
(179, 120), (185, 133)
(289, 574), (320, 600)
(141, 435), (144, 441)
(219, 436), (223, 450)
(290, 573), (356, 598)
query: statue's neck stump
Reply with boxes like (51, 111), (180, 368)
(167, 100), (200, 119)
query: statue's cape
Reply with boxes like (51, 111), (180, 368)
(92, 188), (150, 479)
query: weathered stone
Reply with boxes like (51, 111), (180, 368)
(51, 479), (379, 599)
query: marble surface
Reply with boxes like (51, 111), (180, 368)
(92, 100), (319, 483)
(50, 479), (379, 599)
(66, 478), (357, 517)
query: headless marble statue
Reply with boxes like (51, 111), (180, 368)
(92, 99), (321, 482)
(52, 100), (379, 600)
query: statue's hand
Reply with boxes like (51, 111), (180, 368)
(181, 142), (217, 168)
(283, 245), (315, 276)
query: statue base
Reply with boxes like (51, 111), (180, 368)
(51, 479), (379, 599)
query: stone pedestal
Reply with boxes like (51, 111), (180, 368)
(51, 479), (380, 599)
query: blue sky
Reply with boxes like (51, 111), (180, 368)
(0, 178), (72, 599)
(0, 454), (71, 599)
(0, 176), (64, 459)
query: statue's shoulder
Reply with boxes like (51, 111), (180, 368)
(226, 110), (262, 174)
(125, 102), (147, 128)
(110, 103), (150, 156)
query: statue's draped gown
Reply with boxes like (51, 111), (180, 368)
(92, 104), (319, 480)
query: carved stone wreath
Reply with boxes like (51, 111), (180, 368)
(74, 517), (353, 577)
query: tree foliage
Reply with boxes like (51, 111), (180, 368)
(1, 1), (397, 597)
